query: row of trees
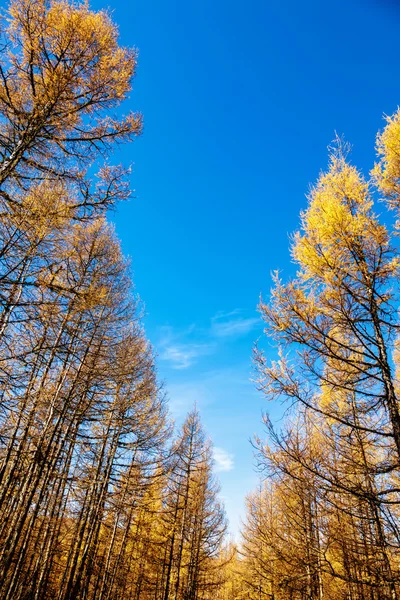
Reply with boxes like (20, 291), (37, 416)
(5, 1), (400, 599)
(233, 112), (400, 599)
(0, 1), (227, 599)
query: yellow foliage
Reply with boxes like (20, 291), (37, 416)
(14, 181), (71, 237)
(293, 156), (390, 284)
(8, 0), (136, 112)
(373, 107), (400, 207)
(0, 0), (141, 190)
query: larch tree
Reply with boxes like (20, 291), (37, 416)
(255, 148), (400, 463)
(0, 1), (176, 599)
(248, 108), (400, 600)
(160, 408), (227, 600)
(0, 2), (231, 598)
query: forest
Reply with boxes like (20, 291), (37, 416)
(1, 1), (400, 599)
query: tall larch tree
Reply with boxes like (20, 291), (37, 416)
(0, 1), (174, 599)
(249, 109), (400, 600)
(160, 408), (227, 600)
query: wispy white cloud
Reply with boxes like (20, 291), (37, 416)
(166, 366), (258, 418)
(160, 343), (214, 370)
(213, 447), (235, 472)
(212, 309), (242, 320)
(158, 325), (215, 369)
(157, 309), (259, 370)
(211, 311), (259, 338)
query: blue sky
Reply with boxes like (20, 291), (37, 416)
(90, 0), (400, 536)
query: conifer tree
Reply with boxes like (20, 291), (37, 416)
(250, 109), (400, 600)
(160, 409), (227, 600)
(0, 2), (174, 598)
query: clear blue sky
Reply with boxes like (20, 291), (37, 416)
(91, 0), (400, 537)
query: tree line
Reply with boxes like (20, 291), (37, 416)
(0, 2), (226, 599)
(3, 1), (400, 600)
(230, 116), (400, 599)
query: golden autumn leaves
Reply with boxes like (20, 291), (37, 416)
(244, 113), (400, 599)
(374, 110), (400, 204)
(0, 0), (140, 200)
(2, 1), (400, 599)
(0, 3), (228, 600)
(258, 113), (400, 442)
